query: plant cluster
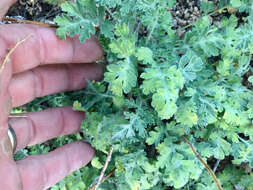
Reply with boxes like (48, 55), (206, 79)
(16, 0), (253, 189)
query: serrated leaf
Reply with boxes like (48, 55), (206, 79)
(141, 65), (184, 119)
(175, 99), (198, 127)
(232, 142), (253, 168)
(157, 138), (203, 188)
(146, 126), (166, 146)
(97, 0), (121, 8)
(231, 0), (242, 7)
(197, 134), (232, 160)
(112, 123), (135, 140)
(82, 113), (128, 152)
(179, 51), (204, 82)
(54, 0), (97, 43)
(124, 112), (147, 138)
(91, 157), (103, 169)
(100, 20), (114, 39)
(197, 33), (224, 57)
(104, 59), (137, 96)
(136, 47), (154, 64)
(73, 101), (86, 112)
(109, 24), (136, 58)
(217, 59), (231, 76)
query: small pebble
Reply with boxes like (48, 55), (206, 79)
(193, 11), (199, 16)
(178, 0), (184, 4)
(171, 11), (176, 17)
(176, 29), (185, 38)
(177, 18), (187, 26)
(170, 0), (203, 36)
(173, 19), (178, 26)
(184, 12), (190, 19)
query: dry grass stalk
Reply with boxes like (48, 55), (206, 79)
(91, 146), (114, 190)
(182, 136), (223, 190)
(89, 168), (116, 190)
(2, 17), (58, 28)
(0, 34), (33, 73)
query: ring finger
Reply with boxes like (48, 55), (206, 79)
(9, 106), (85, 151)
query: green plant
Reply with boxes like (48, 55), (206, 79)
(45, 0), (253, 189)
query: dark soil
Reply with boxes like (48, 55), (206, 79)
(243, 70), (253, 89)
(6, 0), (60, 22)
(243, 60), (253, 89)
(170, 0), (202, 38)
(207, 156), (233, 173)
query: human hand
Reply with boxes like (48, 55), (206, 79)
(0, 1), (103, 189)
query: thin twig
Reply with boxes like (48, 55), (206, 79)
(213, 159), (221, 173)
(0, 34), (33, 73)
(94, 146), (114, 190)
(182, 136), (223, 190)
(2, 17), (58, 28)
(89, 168), (116, 190)
(2, 16), (102, 34)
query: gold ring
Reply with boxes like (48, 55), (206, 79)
(7, 124), (17, 153)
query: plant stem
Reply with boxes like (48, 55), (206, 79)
(213, 159), (221, 173)
(89, 168), (116, 190)
(2, 17), (58, 28)
(94, 146), (114, 190)
(182, 136), (223, 190)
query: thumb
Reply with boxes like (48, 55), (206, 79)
(0, 133), (14, 158)
(0, 0), (17, 19)
(0, 134), (22, 190)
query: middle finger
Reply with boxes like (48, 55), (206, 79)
(8, 63), (103, 107)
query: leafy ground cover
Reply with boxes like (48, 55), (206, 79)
(5, 0), (253, 189)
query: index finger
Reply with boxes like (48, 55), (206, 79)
(0, 0), (16, 18)
(0, 24), (103, 73)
